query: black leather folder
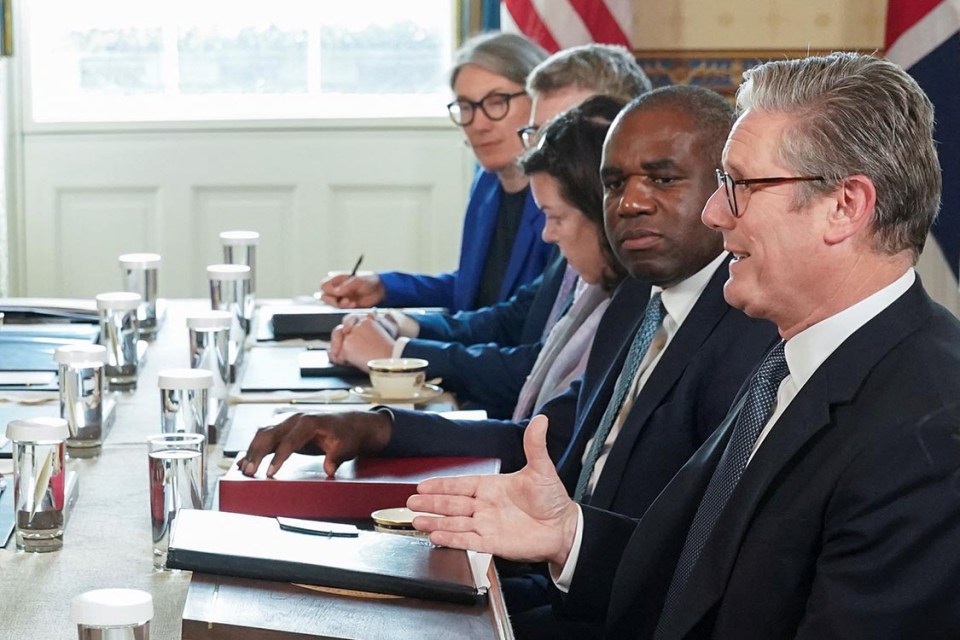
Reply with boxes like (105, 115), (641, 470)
(297, 349), (362, 377)
(260, 305), (448, 342)
(166, 509), (486, 605)
(271, 309), (347, 340)
(239, 347), (366, 393)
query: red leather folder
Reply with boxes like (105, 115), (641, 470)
(218, 454), (501, 519)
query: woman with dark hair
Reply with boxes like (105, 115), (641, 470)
(510, 95), (627, 418)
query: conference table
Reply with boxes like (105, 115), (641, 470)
(0, 300), (512, 640)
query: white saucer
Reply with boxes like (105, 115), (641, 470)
(371, 507), (430, 526)
(350, 383), (443, 403)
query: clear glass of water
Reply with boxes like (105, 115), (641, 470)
(6, 417), (70, 552)
(96, 291), (142, 389)
(119, 253), (161, 339)
(146, 432), (204, 571)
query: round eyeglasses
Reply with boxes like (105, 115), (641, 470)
(446, 91), (527, 127)
(716, 169), (825, 217)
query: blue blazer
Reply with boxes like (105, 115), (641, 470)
(402, 253), (567, 417)
(565, 280), (960, 639)
(379, 169), (552, 311)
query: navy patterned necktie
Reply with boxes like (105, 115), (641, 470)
(573, 292), (665, 501)
(654, 341), (789, 638)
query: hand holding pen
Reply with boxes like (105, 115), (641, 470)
(318, 254), (386, 308)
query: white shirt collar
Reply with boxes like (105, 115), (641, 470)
(784, 268), (916, 389)
(655, 251), (728, 326)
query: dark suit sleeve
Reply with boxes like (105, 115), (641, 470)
(402, 339), (541, 417)
(381, 380), (582, 473)
(415, 274), (543, 346)
(560, 506), (638, 622)
(796, 404), (960, 638)
(383, 409), (530, 472)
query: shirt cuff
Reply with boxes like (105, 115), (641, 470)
(550, 505), (584, 593)
(389, 310), (420, 338)
(393, 337), (411, 359)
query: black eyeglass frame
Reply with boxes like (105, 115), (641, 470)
(716, 169), (826, 217)
(517, 124), (540, 148)
(446, 91), (527, 127)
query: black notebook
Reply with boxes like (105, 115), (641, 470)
(239, 347), (366, 393)
(166, 509), (487, 605)
(271, 309), (347, 340)
(297, 349), (363, 378)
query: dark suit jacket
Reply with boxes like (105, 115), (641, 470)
(566, 279), (960, 639)
(386, 257), (779, 493)
(414, 251), (565, 348)
(379, 169), (553, 311)
(402, 253), (566, 416)
(549, 264), (779, 518)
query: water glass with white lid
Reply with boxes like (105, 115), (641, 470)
(55, 343), (108, 457)
(71, 588), (153, 639)
(219, 230), (259, 298)
(186, 310), (232, 391)
(96, 292), (142, 389)
(206, 264), (251, 368)
(6, 417), (69, 552)
(118, 253), (161, 339)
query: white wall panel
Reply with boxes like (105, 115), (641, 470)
(192, 186), (296, 297)
(55, 188), (158, 297)
(326, 185), (432, 274)
(20, 125), (474, 298)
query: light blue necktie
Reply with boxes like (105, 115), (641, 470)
(573, 292), (665, 501)
(654, 341), (789, 638)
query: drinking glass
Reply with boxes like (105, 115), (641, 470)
(146, 432), (204, 571)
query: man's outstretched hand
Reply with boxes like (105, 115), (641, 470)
(409, 415), (579, 567)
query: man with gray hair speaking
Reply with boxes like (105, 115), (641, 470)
(411, 52), (960, 639)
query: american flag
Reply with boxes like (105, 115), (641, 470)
(499, 0), (632, 52)
(886, 0), (960, 282)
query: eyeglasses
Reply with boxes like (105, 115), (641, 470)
(446, 91), (527, 127)
(517, 124), (540, 149)
(715, 169), (826, 218)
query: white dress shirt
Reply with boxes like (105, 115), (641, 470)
(554, 268), (917, 591)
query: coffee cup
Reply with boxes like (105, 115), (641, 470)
(371, 507), (433, 537)
(367, 358), (428, 398)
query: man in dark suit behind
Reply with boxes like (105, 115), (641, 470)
(411, 53), (960, 638)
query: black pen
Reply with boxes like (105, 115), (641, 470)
(349, 254), (364, 278)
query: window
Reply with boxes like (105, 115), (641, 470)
(25, 0), (455, 123)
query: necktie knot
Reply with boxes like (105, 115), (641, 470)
(756, 341), (789, 384)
